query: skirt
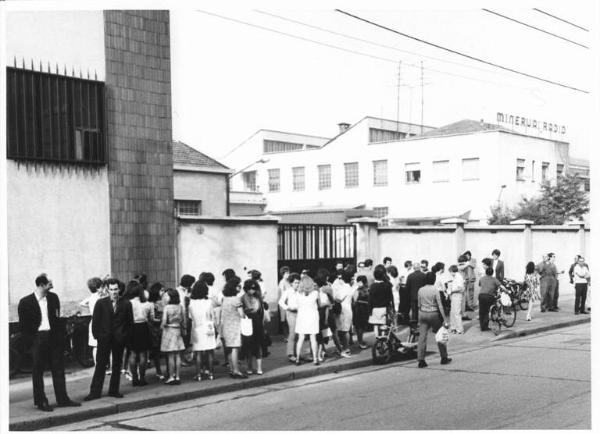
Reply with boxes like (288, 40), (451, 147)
(129, 323), (152, 351)
(369, 307), (387, 325)
(353, 302), (370, 329)
(161, 326), (185, 352)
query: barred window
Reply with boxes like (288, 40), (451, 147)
(264, 139), (303, 153)
(318, 164), (331, 190)
(176, 200), (202, 217)
(7, 66), (106, 165)
(369, 128), (406, 142)
(542, 162), (549, 182)
(373, 160), (388, 186)
(405, 162), (421, 184)
(462, 158), (480, 181)
(242, 171), (257, 192)
(344, 162), (359, 188)
(373, 207), (389, 218)
(292, 166), (305, 191)
(268, 168), (280, 192)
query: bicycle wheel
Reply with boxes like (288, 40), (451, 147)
(372, 338), (392, 364)
(502, 305), (517, 328)
(489, 306), (501, 335)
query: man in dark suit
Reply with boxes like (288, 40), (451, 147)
(18, 274), (81, 412)
(84, 278), (133, 401)
(406, 260), (428, 322)
(492, 249), (505, 282)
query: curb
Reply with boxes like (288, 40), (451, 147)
(494, 316), (590, 341)
(9, 357), (377, 431)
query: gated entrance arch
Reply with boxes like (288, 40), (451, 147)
(277, 224), (357, 277)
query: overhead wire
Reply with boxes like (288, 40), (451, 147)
(195, 9), (562, 93)
(532, 8), (589, 32)
(482, 8), (588, 49)
(334, 8), (590, 94)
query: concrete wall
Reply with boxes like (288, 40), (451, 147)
(173, 170), (227, 216)
(374, 222), (590, 293)
(7, 162), (111, 320)
(176, 217), (279, 307)
(6, 11), (105, 79)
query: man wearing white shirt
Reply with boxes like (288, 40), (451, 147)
(398, 260), (413, 322)
(573, 257), (590, 315)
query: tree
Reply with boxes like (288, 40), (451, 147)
(488, 173), (589, 225)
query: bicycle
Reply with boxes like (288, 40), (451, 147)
(372, 309), (419, 364)
(489, 289), (517, 335)
(502, 278), (528, 311)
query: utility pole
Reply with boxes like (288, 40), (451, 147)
(420, 60), (424, 134)
(396, 60), (401, 131)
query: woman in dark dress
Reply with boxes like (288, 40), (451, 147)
(352, 275), (370, 349)
(241, 279), (265, 375)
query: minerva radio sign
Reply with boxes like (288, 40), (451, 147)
(496, 112), (566, 135)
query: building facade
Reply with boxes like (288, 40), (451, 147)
(5, 10), (176, 318)
(226, 117), (585, 224)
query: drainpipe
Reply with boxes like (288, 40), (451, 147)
(226, 175), (231, 216)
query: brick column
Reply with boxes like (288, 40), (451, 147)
(348, 218), (379, 264)
(104, 11), (176, 286)
(441, 218), (467, 259)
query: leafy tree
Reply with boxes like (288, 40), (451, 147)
(488, 173), (588, 225)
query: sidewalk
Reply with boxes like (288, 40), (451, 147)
(9, 292), (589, 431)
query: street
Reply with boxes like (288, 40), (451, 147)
(46, 323), (590, 431)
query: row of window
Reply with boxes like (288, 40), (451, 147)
(516, 159), (563, 182)
(262, 158), (481, 192)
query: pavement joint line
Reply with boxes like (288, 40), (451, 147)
(409, 365), (591, 383)
(498, 344), (590, 352)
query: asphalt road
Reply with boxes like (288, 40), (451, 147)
(47, 323), (590, 431)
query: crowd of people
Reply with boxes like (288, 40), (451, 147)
(18, 251), (590, 411)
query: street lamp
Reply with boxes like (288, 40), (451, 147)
(226, 157), (270, 217)
(497, 184), (507, 203)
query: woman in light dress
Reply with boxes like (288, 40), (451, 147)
(448, 265), (465, 334)
(161, 288), (186, 385)
(80, 277), (105, 366)
(189, 280), (217, 381)
(523, 261), (541, 321)
(334, 270), (354, 358)
(295, 275), (321, 366)
(220, 276), (247, 379)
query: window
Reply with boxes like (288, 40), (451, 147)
(373, 207), (389, 218)
(263, 139), (303, 153)
(531, 160), (535, 182)
(462, 158), (480, 181)
(7, 67), (106, 165)
(292, 166), (305, 191)
(344, 162), (359, 188)
(369, 128), (406, 142)
(318, 164), (331, 190)
(373, 160), (388, 186)
(557, 163), (564, 178)
(432, 160), (449, 182)
(516, 159), (526, 181)
(405, 162), (421, 184)
(542, 162), (549, 182)
(242, 171), (257, 192)
(268, 168), (280, 192)
(176, 200), (202, 217)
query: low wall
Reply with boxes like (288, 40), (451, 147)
(375, 222), (590, 285)
(176, 216), (280, 309)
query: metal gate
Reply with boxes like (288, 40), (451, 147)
(277, 224), (357, 277)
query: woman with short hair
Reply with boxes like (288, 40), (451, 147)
(189, 280), (217, 380)
(279, 273), (301, 362)
(148, 282), (166, 380)
(417, 272), (451, 368)
(161, 288), (186, 385)
(80, 277), (104, 366)
(368, 267), (394, 336)
(334, 270), (354, 357)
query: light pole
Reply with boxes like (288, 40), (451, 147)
(226, 158), (270, 216)
(497, 184), (507, 203)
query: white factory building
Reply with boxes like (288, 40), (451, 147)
(224, 116), (588, 225)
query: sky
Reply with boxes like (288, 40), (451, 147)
(169, 2), (596, 161)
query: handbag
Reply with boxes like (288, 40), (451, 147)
(263, 308), (271, 324)
(321, 327), (332, 338)
(241, 317), (253, 336)
(435, 325), (449, 343)
(331, 301), (342, 315)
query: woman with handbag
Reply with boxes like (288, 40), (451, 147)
(189, 280), (217, 381)
(295, 276), (321, 366)
(416, 272), (451, 368)
(221, 276), (247, 379)
(279, 273), (301, 362)
(241, 279), (265, 375)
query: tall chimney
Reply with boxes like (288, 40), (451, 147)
(338, 122), (350, 134)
